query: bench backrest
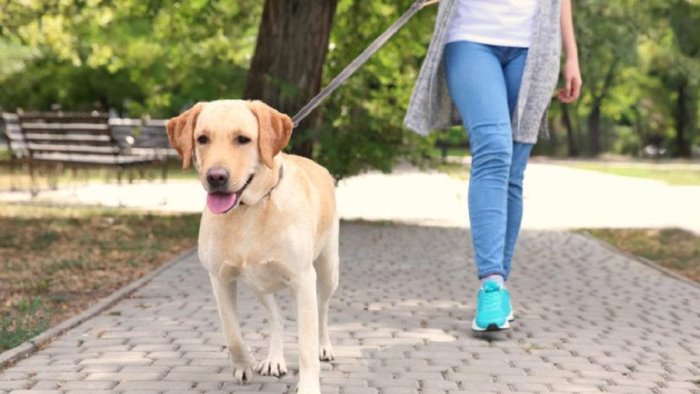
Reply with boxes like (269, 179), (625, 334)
(133, 120), (170, 149)
(2, 112), (175, 162)
(108, 118), (175, 157)
(109, 118), (141, 149)
(17, 112), (118, 161)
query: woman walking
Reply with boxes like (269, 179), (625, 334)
(405, 0), (581, 331)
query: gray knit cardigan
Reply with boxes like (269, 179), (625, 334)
(404, 0), (562, 143)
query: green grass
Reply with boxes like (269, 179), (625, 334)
(431, 147), (470, 160)
(0, 203), (200, 352)
(436, 158), (700, 185)
(0, 158), (197, 191)
(0, 297), (50, 352)
(583, 228), (700, 283)
(568, 163), (700, 185)
(437, 162), (470, 181)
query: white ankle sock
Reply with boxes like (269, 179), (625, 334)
(481, 274), (504, 287)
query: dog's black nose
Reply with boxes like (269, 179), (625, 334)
(206, 167), (229, 188)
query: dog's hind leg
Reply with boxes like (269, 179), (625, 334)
(208, 274), (256, 384)
(253, 292), (288, 377)
(314, 217), (339, 362)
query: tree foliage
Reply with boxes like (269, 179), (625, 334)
(542, 0), (699, 158)
(315, 0), (439, 179)
(0, 0), (698, 179)
(0, 0), (261, 116)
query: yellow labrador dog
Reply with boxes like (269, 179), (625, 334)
(167, 100), (339, 394)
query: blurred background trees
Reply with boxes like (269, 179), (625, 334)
(541, 0), (700, 159)
(0, 0), (698, 179)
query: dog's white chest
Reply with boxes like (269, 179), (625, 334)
(199, 238), (295, 294)
(238, 261), (293, 293)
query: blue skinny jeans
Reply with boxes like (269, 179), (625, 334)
(444, 40), (534, 281)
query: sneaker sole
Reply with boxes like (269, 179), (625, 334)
(507, 311), (514, 322)
(472, 319), (510, 332)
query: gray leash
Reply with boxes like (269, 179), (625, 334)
(291, 0), (438, 127)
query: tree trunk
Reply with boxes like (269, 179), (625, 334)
(587, 102), (601, 157)
(586, 61), (618, 157)
(561, 102), (578, 157)
(244, 0), (338, 158)
(674, 78), (692, 158)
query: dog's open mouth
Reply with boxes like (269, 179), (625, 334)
(206, 174), (254, 214)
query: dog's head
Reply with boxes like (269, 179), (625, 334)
(166, 100), (293, 214)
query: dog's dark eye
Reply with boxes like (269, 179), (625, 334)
(236, 135), (251, 145)
(196, 135), (209, 145)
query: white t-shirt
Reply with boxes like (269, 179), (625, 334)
(446, 0), (538, 48)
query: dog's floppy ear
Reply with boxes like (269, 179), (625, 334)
(247, 100), (293, 169)
(166, 103), (204, 169)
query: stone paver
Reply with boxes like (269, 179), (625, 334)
(1, 223), (699, 393)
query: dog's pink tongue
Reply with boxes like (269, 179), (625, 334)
(207, 193), (237, 214)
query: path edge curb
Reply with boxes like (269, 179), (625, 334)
(0, 247), (197, 370)
(577, 231), (700, 290)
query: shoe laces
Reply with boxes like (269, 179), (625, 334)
(480, 282), (503, 311)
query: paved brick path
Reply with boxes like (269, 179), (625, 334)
(1, 223), (699, 393)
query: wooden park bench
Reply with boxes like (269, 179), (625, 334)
(0, 112), (29, 189)
(1, 111), (172, 193)
(109, 118), (177, 180)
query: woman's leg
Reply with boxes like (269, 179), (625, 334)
(503, 142), (533, 279)
(444, 41), (512, 280)
(502, 48), (532, 280)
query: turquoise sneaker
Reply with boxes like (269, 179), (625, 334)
(472, 280), (511, 331)
(503, 286), (514, 322)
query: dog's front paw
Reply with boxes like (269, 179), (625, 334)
(228, 346), (256, 384)
(232, 365), (254, 384)
(256, 356), (287, 377)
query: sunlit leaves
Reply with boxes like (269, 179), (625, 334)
(0, 0), (261, 116)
